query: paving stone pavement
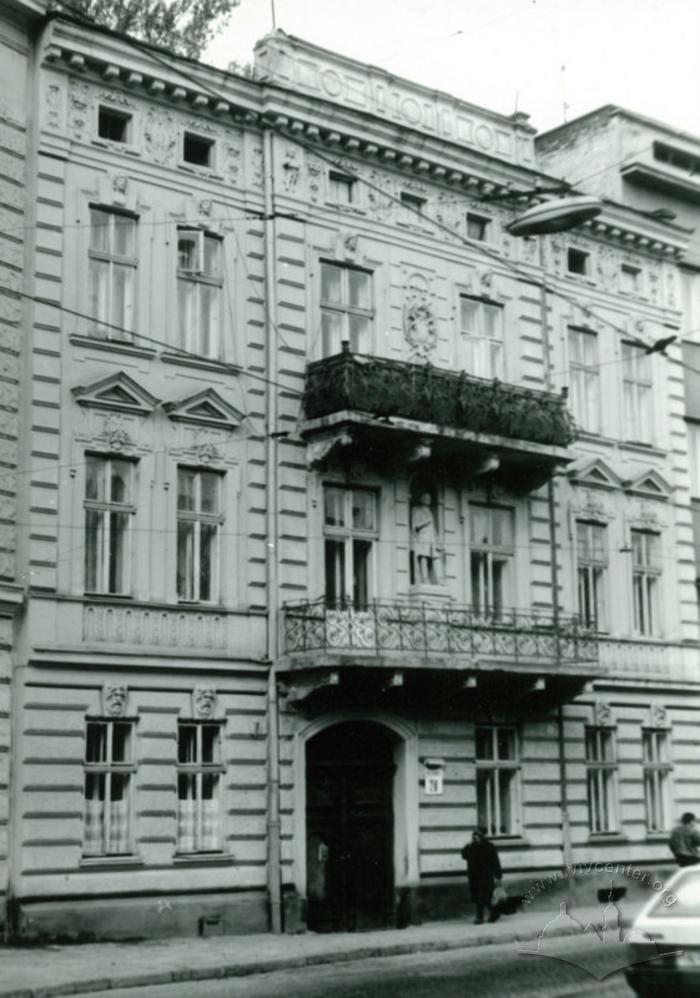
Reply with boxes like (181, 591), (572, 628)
(0, 903), (642, 998)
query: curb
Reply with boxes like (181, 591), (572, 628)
(0, 920), (612, 998)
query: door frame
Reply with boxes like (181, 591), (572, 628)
(293, 709), (420, 903)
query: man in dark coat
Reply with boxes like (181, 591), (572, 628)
(461, 827), (503, 924)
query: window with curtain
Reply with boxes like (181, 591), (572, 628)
(642, 728), (672, 833)
(585, 727), (618, 833)
(568, 327), (600, 433)
(88, 207), (137, 339)
(475, 726), (521, 837)
(631, 529), (661, 636)
(576, 521), (607, 629)
(84, 456), (135, 595)
(470, 504), (514, 615)
(177, 228), (223, 358)
(458, 296), (504, 379)
(177, 722), (224, 853)
(176, 468), (223, 603)
(323, 485), (377, 609)
(320, 262), (373, 356)
(83, 720), (134, 856)
(622, 341), (653, 443)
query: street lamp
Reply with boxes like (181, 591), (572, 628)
(507, 194), (603, 871)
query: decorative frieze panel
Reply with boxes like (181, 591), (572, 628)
(83, 603), (227, 648)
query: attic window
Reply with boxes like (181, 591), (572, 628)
(567, 248), (589, 276)
(183, 132), (214, 167)
(466, 213), (491, 242)
(98, 106), (131, 143)
(621, 264), (641, 293)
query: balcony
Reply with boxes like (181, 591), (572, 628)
(301, 349), (575, 488)
(283, 598), (599, 674)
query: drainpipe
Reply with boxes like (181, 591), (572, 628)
(263, 126), (282, 933)
(539, 238), (573, 871)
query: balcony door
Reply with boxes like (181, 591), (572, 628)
(469, 504), (514, 615)
(306, 721), (395, 932)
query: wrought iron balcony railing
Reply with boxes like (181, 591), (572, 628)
(283, 598), (599, 668)
(303, 348), (576, 449)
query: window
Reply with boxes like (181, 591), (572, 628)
(568, 327), (599, 433)
(458, 296), (504, 379)
(653, 141), (700, 175)
(88, 207), (137, 338)
(466, 213), (490, 242)
(567, 248), (589, 275)
(183, 131), (214, 167)
(83, 720), (134, 856)
(576, 521), (607, 630)
(400, 191), (426, 222)
(470, 505), (514, 615)
(177, 722), (224, 853)
(320, 262), (373, 356)
(475, 726), (520, 837)
(585, 727), (618, 833)
(177, 228), (222, 358)
(84, 456), (135, 595)
(328, 171), (354, 204)
(642, 729), (672, 833)
(631, 529), (661, 635)
(97, 106), (131, 143)
(622, 342), (653, 442)
(176, 468), (223, 603)
(323, 485), (376, 608)
(621, 264), (642, 294)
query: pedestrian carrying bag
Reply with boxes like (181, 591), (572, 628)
(491, 884), (507, 908)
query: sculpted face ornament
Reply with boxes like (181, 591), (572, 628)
(103, 683), (128, 718)
(193, 686), (217, 719)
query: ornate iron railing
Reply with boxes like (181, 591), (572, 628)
(283, 598), (598, 666)
(303, 348), (576, 449)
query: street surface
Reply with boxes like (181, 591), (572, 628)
(89, 936), (637, 998)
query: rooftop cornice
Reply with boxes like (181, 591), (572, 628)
(581, 200), (690, 257)
(538, 104), (700, 152)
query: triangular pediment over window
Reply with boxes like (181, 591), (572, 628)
(567, 457), (623, 491)
(163, 388), (243, 429)
(625, 469), (673, 500)
(72, 372), (160, 415)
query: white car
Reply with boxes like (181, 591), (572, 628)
(625, 865), (700, 998)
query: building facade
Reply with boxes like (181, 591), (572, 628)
(0, 10), (699, 938)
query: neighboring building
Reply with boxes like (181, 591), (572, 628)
(0, 10), (698, 939)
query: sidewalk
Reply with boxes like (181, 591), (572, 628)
(0, 903), (642, 998)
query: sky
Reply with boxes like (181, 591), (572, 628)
(205, 0), (700, 137)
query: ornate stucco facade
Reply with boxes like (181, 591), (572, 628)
(0, 8), (699, 938)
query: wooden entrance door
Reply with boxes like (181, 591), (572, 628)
(306, 722), (395, 932)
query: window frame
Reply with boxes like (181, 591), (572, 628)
(642, 727), (673, 834)
(176, 227), (224, 359)
(567, 247), (590, 276)
(474, 725), (521, 838)
(84, 455), (136, 596)
(568, 326), (600, 434)
(576, 520), (608, 631)
(457, 294), (504, 380)
(585, 726), (619, 834)
(97, 105), (133, 144)
(176, 466), (224, 604)
(466, 212), (491, 242)
(399, 190), (427, 224)
(319, 260), (374, 357)
(469, 503), (515, 615)
(83, 718), (136, 857)
(176, 720), (225, 854)
(87, 206), (138, 340)
(631, 528), (662, 636)
(328, 171), (355, 205)
(323, 484), (378, 608)
(182, 130), (216, 169)
(622, 340), (653, 444)
(620, 264), (642, 295)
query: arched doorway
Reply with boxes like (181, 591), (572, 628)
(306, 721), (396, 932)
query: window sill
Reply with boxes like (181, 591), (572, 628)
(489, 836), (531, 849)
(177, 601), (227, 611)
(80, 855), (144, 870)
(173, 852), (230, 867)
(91, 139), (141, 158)
(70, 334), (156, 359)
(645, 832), (670, 843)
(587, 833), (629, 845)
(84, 593), (133, 601)
(619, 440), (666, 457)
(161, 351), (241, 375)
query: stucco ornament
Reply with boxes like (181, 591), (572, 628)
(193, 686), (217, 719)
(103, 683), (128, 717)
(107, 428), (130, 452)
(650, 703), (668, 727)
(594, 699), (612, 726)
(403, 273), (437, 360)
(144, 110), (176, 166)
